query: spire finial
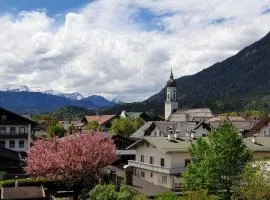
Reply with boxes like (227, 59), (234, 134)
(170, 66), (173, 79)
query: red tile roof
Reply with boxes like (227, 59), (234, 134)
(84, 115), (116, 125)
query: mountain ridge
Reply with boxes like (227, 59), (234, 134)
(104, 31), (270, 115)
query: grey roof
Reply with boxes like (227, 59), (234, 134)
(127, 136), (270, 154)
(244, 137), (270, 152)
(130, 121), (153, 139)
(210, 121), (255, 131)
(169, 108), (213, 122)
(129, 121), (209, 139)
(166, 71), (176, 87)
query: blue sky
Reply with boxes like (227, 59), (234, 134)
(0, 0), (91, 16)
(0, 0), (269, 101)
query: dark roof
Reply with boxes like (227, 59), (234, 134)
(0, 107), (38, 125)
(0, 147), (22, 161)
(248, 116), (270, 134)
(129, 121), (209, 139)
(1, 186), (46, 200)
(166, 70), (176, 87)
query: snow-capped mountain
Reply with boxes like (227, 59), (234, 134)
(0, 86), (121, 114)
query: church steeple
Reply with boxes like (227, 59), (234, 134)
(170, 67), (174, 79)
(165, 68), (178, 120)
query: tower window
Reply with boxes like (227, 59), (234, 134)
(167, 94), (170, 100)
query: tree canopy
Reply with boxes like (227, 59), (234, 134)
(25, 133), (117, 199)
(183, 122), (252, 199)
(47, 124), (66, 138)
(110, 117), (144, 137)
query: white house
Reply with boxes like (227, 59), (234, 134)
(127, 136), (192, 189)
(127, 134), (270, 189)
(0, 107), (37, 153)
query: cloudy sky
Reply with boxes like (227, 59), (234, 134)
(0, 0), (269, 102)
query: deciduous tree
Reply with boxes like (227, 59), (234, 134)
(183, 122), (251, 199)
(25, 133), (117, 199)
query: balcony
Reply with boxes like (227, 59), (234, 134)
(128, 160), (185, 175)
(0, 133), (28, 139)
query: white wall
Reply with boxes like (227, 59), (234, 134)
(1, 139), (28, 152)
(0, 124), (31, 152)
(149, 127), (163, 137)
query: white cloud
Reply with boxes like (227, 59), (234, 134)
(0, 0), (269, 102)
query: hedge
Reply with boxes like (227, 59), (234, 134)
(0, 178), (66, 190)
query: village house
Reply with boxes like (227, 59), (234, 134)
(247, 115), (270, 137)
(207, 116), (258, 137)
(0, 107), (37, 153)
(81, 114), (117, 131)
(126, 133), (270, 189)
(129, 120), (210, 140)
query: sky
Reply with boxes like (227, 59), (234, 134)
(0, 0), (269, 102)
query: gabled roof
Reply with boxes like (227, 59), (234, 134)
(127, 136), (270, 154)
(129, 121), (209, 139)
(0, 146), (22, 161)
(0, 107), (38, 125)
(83, 115), (116, 125)
(207, 116), (247, 122)
(127, 136), (194, 153)
(248, 116), (270, 133)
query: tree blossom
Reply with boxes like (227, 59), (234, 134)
(25, 133), (117, 189)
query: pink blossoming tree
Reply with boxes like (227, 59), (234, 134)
(25, 133), (117, 199)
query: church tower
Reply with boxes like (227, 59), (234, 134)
(165, 69), (178, 120)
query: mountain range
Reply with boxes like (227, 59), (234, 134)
(106, 31), (270, 115)
(0, 86), (118, 114)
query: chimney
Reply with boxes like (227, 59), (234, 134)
(251, 136), (256, 144)
(174, 131), (179, 139)
(168, 134), (172, 141)
(190, 133), (195, 139)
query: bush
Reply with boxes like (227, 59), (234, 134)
(180, 190), (219, 200)
(155, 191), (178, 200)
(0, 178), (66, 191)
(88, 184), (118, 200)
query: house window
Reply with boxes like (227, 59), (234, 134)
(1, 115), (6, 121)
(0, 140), (5, 147)
(160, 158), (165, 167)
(9, 140), (15, 148)
(10, 127), (16, 134)
(162, 175), (167, 184)
(185, 159), (191, 167)
(150, 156), (154, 164)
(0, 127), (6, 134)
(141, 155), (144, 162)
(150, 173), (153, 178)
(19, 127), (25, 134)
(141, 171), (145, 177)
(19, 140), (25, 148)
